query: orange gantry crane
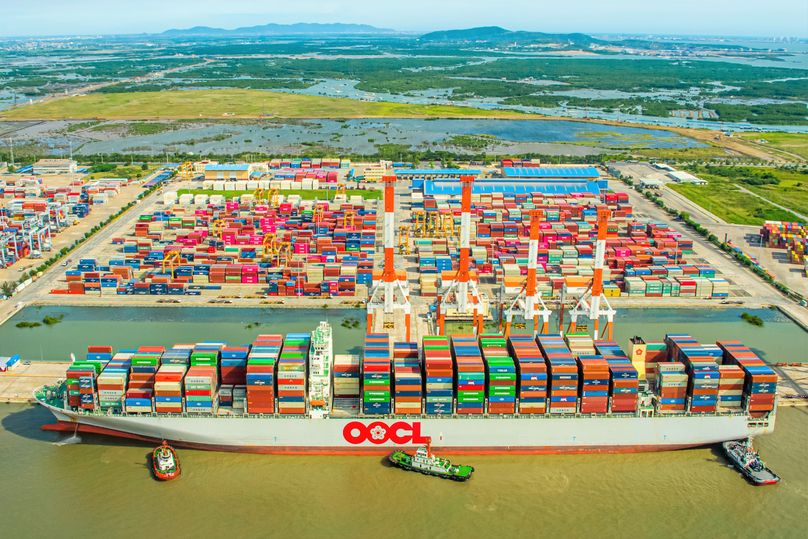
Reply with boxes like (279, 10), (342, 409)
(366, 174), (411, 340)
(436, 175), (484, 336)
(501, 209), (552, 337)
(562, 208), (617, 339)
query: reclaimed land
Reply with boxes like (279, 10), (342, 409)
(0, 89), (531, 121)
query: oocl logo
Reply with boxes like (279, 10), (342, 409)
(342, 421), (428, 445)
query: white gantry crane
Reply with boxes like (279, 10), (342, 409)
(436, 175), (484, 336)
(366, 174), (412, 341)
(502, 209), (552, 337)
(562, 208), (617, 340)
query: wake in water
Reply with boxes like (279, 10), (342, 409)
(53, 425), (81, 446)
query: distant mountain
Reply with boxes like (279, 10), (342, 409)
(160, 23), (396, 37)
(419, 26), (602, 46)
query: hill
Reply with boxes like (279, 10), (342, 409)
(161, 22), (396, 37)
(419, 26), (603, 46)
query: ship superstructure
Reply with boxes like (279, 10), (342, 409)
(308, 321), (334, 418)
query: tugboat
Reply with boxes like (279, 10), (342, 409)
(388, 437), (474, 482)
(152, 441), (181, 481)
(722, 438), (779, 485)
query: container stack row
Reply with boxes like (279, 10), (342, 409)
(221, 345), (249, 385)
(363, 334), (391, 415)
(451, 335), (485, 415)
(718, 365), (745, 409)
(717, 341), (777, 416)
(537, 335), (578, 413)
(423, 336), (453, 415)
(595, 341), (640, 413)
(334, 354), (360, 398)
(185, 366), (218, 414)
(278, 333), (309, 415)
(246, 334), (283, 414)
(577, 355), (610, 414)
(393, 342), (421, 415)
(508, 335), (548, 414)
(656, 363), (687, 411)
(154, 365), (185, 413)
(479, 334), (516, 415)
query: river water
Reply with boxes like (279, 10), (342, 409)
(69, 117), (702, 157)
(0, 305), (807, 538)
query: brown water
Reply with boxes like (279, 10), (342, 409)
(1, 305), (807, 538)
(0, 404), (806, 538)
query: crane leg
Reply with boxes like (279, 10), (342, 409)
(405, 311), (411, 342)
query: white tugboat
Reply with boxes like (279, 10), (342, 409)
(308, 321), (334, 419)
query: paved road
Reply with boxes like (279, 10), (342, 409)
(661, 185), (726, 224)
(733, 183), (808, 222)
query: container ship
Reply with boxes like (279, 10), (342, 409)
(35, 323), (778, 455)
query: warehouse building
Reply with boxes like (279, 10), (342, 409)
(204, 164), (251, 181)
(668, 170), (707, 185)
(422, 166), (606, 195)
(33, 159), (77, 175)
(193, 160), (218, 174)
(394, 168), (482, 179)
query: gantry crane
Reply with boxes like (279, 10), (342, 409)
(562, 208), (617, 339)
(343, 210), (356, 231)
(398, 225), (410, 255)
(211, 219), (225, 239)
(313, 204), (325, 226)
(367, 174), (411, 340)
(268, 188), (280, 208)
(412, 210), (427, 237)
(253, 188), (268, 205)
(178, 161), (194, 182)
(436, 175), (484, 336)
(501, 209), (552, 337)
(161, 249), (181, 274)
(261, 233), (276, 262)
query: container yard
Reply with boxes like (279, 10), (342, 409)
(47, 186), (380, 298)
(0, 159), (780, 320)
(760, 221), (807, 277)
(0, 170), (147, 287)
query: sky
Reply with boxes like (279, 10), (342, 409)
(2, 0), (807, 39)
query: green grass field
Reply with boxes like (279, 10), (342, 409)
(183, 188), (382, 201)
(737, 172), (808, 219)
(84, 164), (161, 181)
(737, 132), (808, 161)
(668, 175), (804, 225)
(1, 89), (531, 121)
(631, 145), (732, 162)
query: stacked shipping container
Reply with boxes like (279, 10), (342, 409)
(363, 334), (391, 415)
(423, 336), (453, 415)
